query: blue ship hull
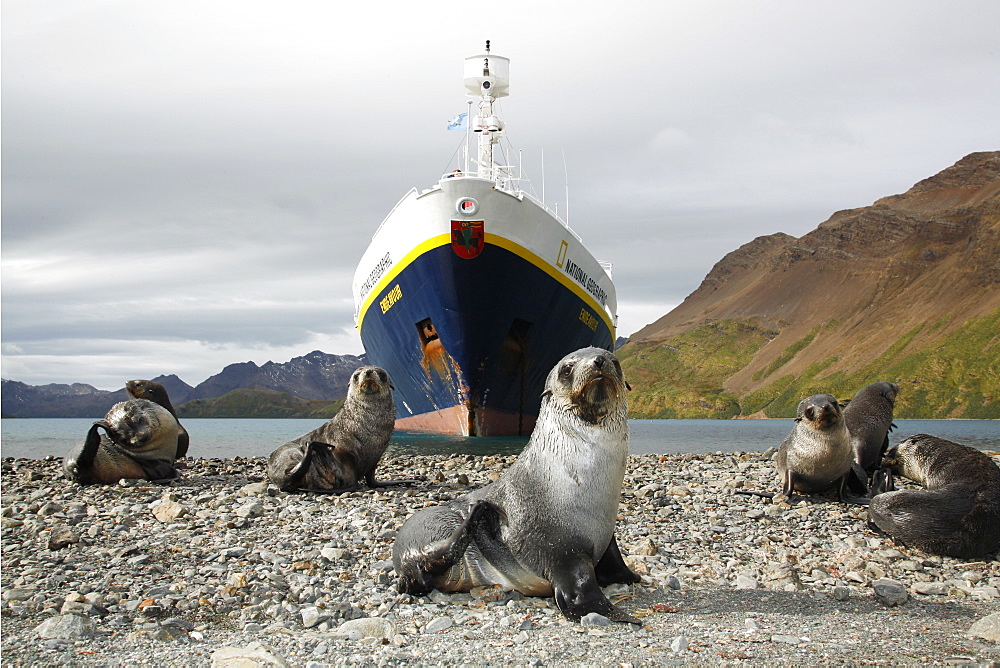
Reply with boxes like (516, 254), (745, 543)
(360, 239), (614, 436)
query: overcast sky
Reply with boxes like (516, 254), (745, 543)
(3, 0), (998, 390)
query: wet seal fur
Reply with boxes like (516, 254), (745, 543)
(775, 394), (867, 503)
(125, 379), (189, 459)
(63, 397), (182, 484)
(392, 347), (641, 624)
(842, 381), (898, 476)
(266, 366), (413, 493)
(869, 434), (1000, 559)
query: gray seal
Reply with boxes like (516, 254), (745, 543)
(125, 379), (189, 459)
(266, 366), (413, 493)
(63, 398), (182, 484)
(842, 381), (898, 475)
(391, 347), (641, 624)
(869, 434), (1000, 559)
(775, 394), (866, 503)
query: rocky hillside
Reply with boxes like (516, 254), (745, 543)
(1, 351), (365, 418)
(619, 151), (1000, 419)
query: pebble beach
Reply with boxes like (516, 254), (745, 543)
(2, 451), (999, 667)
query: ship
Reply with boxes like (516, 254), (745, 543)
(352, 42), (617, 436)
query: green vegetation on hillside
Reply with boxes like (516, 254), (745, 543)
(744, 309), (999, 418)
(752, 328), (818, 381)
(620, 309), (1000, 419)
(178, 387), (343, 419)
(618, 318), (777, 418)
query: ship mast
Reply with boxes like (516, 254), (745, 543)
(464, 41), (510, 183)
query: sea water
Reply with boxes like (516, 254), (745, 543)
(2, 417), (997, 460)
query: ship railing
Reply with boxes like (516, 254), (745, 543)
(598, 260), (614, 278)
(433, 171), (584, 243)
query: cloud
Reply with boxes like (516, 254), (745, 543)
(3, 0), (999, 387)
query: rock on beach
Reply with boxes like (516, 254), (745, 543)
(2, 451), (999, 666)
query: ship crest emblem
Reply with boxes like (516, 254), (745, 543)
(451, 220), (485, 259)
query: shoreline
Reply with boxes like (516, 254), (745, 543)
(2, 453), (998, 666)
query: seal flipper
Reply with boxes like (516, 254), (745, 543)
(287, 441), (362, 493)
(594, 535), (640, 587)
(551, 557), (641, 625)
(64, 422), (106, 482)
(843, 462), (870, 500)
(395, 500), (497, 595)
(280, 441), (324, 492)
(175, 431), (190, 460)
(866, 467), (896, 533)
(363, 467), (419, 489)
(870, 467), (895, 496)
(77, 422), (106, 470)
(781, 469), (805, 503)
(836, 468), (871, 506)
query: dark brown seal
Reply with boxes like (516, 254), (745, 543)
(775, 394), (866, 503)
(392, 347), (640, 624)
(266, 366), (413, 493)
(869, 434), (1000, 559)
(63, 398), (182, 484)
(125, 379), (189, 459)
(842, 381), (898, 475)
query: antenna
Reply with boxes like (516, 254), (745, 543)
(465, 99), (473, 173)
(485, 40), (490, 53)
(562, 148), (570, 224)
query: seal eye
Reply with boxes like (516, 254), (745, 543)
(559, 362), (575, 379)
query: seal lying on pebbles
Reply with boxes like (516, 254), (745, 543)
(392, 347), (641, 624)
(869, 434), (1000, 558)
(125, 379), (189, 459)
(267, 366), (414, 493)
(775, 394), (867, 503)
(63, 398), (182, 484)
(842, 381), (898, 476)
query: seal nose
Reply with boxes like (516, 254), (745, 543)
(593, 355), (606, 369)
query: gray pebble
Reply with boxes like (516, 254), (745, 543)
(872, 578), (909, 607)
(580, 612), (611, 627)
(424, 616), (454, 634)
(34, 614), (95, 639)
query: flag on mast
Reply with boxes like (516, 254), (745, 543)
(447, 112), (468, 131)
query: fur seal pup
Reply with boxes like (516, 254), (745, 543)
(266, 366), (413, 493)
(869, 434), (1000, 559)
(63, 398), (182, 484)
(842, 381), (898, 475)
(775, 394), (867, 503)
(392, 347), (641, 624)
(125, 379), (189, 459)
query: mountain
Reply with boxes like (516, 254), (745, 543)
(1, 381), (129, 418)
(177, 387), (344, 419)
(1, 351), (366, 418)
(618, 151), (1000, 419)
(189, 350), (364, 401)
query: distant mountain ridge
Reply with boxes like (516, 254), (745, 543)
(618, 151), (1000, 419)
(1, 350), (366, 418)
